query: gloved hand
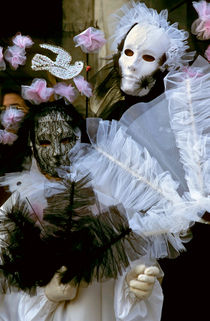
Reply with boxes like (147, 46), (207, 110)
(126, 264), (160, 300)
(45, 267), (78, 302)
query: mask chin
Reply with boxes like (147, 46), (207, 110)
(120, 76), (156, 97)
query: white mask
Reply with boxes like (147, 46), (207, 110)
(119, 23), (170, 97)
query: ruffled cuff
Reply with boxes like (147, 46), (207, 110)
(18, 287), (58, 321)
(114, 259), (164, 321)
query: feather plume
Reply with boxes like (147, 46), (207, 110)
(0, 178), (145, 291)
(164, 57), (210, 214)
(0, 197), (56, 292)
(68, 119), (201, 258)
(43, 177), (146, 285)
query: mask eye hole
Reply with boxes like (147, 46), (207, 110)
(142, 54), (155, 62)
(39, 139), (51, 147)
(124, 49), (134, 56)
(60, 137), (72, 145)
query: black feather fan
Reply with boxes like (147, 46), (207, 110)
(0, 178), (147, 291)
(0, 197), (58, 292)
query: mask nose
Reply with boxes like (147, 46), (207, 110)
(128, 64), (136, 72)
(52, 142), (61, 157)
(127, 56), (141, 73)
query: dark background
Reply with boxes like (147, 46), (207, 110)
(0, 0), (62, 42)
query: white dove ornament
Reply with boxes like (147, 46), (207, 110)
(31, 44), (84, 80)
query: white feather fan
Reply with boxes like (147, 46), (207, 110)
(164, 56), (210, 214)
(67, 119), (201, 259)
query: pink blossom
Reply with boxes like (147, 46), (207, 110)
(12, 32), (34, 49)
(204, 19), (210, 36)
(182, 66), (203, 78)
(4, 45), (26, 70)
(73, 27), (106, 53)
(205, 45), (210, 62)
(0, 46), (6, 70)
(193, 1), (210, 19)
(73, 75), (93, 98)
(21, 79), (54, 105)
(54, 82), (78, 103)
(1, 108), (25, 130)
(191, 1), (210, 40)
(0, 129), (18, 145)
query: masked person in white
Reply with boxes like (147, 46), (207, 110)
(0, 98), (163, 321)
(91, 0), (194, 120)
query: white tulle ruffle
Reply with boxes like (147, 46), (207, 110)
(0, 158), (66, 219)
(67, 119), (201, 259)
(164, 55), (210, 214)
(109, 0), (194, 70)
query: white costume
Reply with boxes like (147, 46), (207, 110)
(1, 3), (209, 320)
(0, 158), (163, 321)
(0, 266), (163, 321)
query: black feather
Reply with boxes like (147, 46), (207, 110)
(0, 178), (147, 291)
(43, 178), (147, 285)
(0, 197), (58, 292)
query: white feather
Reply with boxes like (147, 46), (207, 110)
(164, 56), (210, 213)
(68, 119), (201, 258)
(0, 158), (66, 217)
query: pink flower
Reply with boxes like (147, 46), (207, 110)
(73, 27), (106, 53)
(12, 32), (34, 49)
(182, 66), (203, 78)
(205, 45), (210, 62)
(0, 129), (18, 145)
(73, 76), (93, 98)
(191, 1), (210, 40)
(4, 45), (26, 70)
(21, 79), (54, 105)
(54, 82), (78, 103)
(0, 46), (6, 71)
(193, 1), (210, 19)
(1, 108), (25, 130)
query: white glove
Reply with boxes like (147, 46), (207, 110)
(44, 267), (78, 302)
(126, 264), (160, 300)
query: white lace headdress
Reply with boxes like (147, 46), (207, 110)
(110, 0), (194, 70)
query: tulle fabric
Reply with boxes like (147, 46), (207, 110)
(191, 1), (210, 40)
(0, 129), (18, 145)
(53, 82), (78, 103)
(1, 108), (24, 131)
(73, 27), (106, 53)
(109, 0), (194, 70)
(191, 18), (210, 40)
(120, 94), (188, 195)
(73, 76), (93, 98)
(66, 58), (210, 258)
(21, 78), (54, 105)
(164, 55), (210, 214)
(67, 118), (200, 259)
(12, 33), (34, 49)
(0, 157), (66, 220)
(4, 45), (26, 70)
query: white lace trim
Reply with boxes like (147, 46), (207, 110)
(110, 0), (194, 70)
